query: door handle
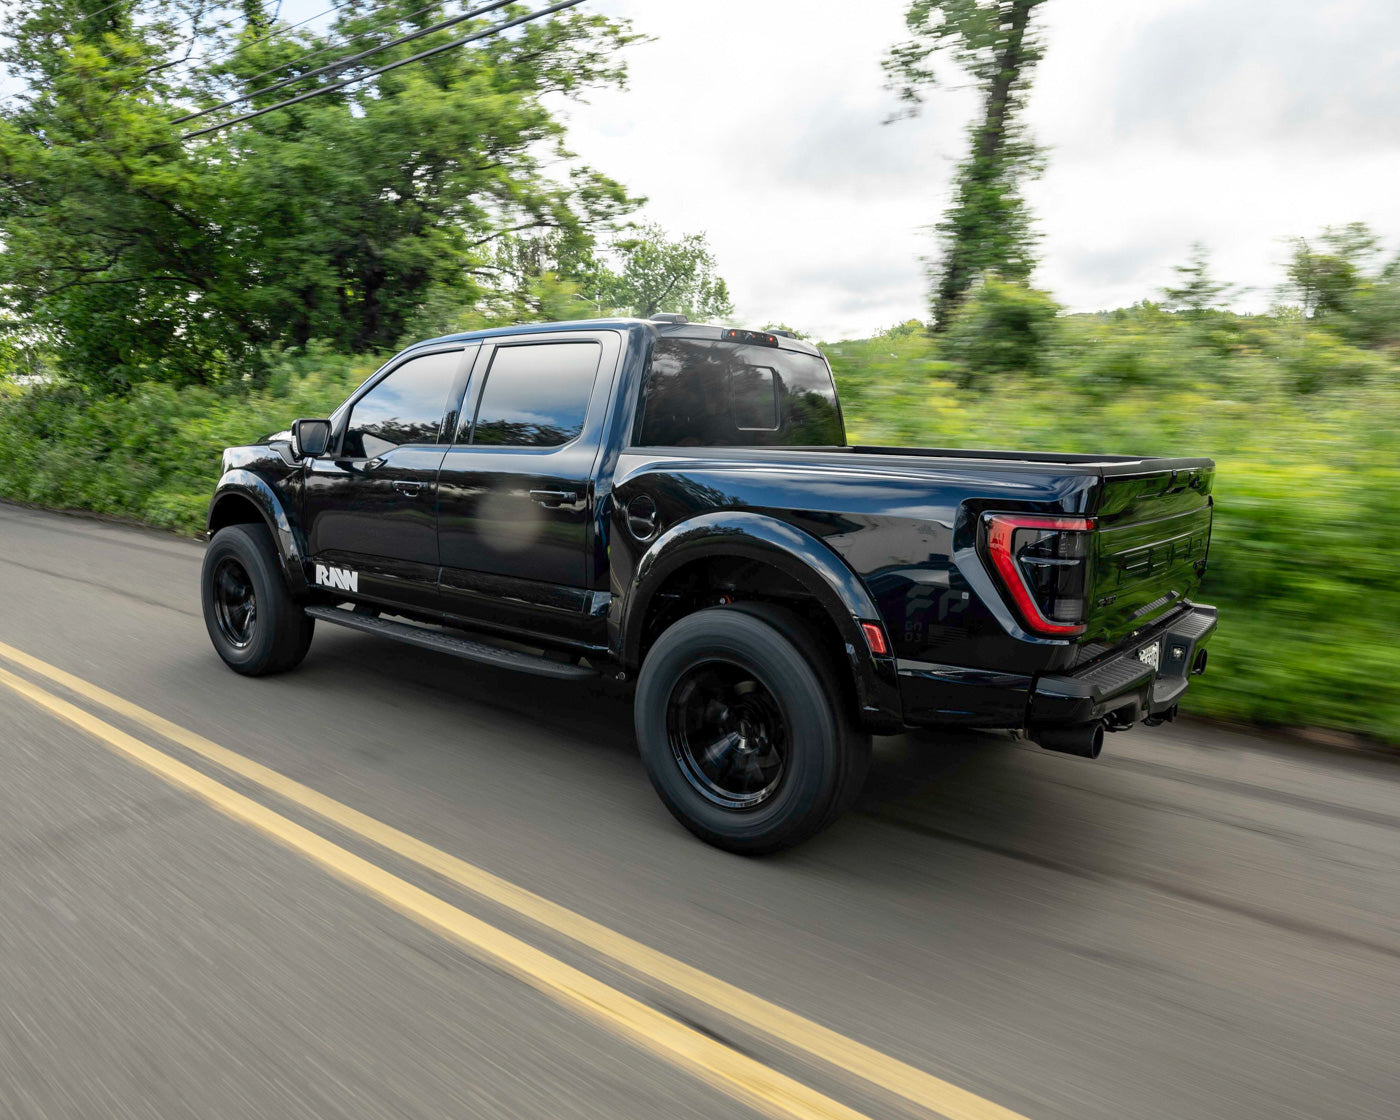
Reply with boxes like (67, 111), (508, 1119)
(529, 489), (582, 508)
(392, 480), (424, 496)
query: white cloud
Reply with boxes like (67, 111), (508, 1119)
(564, 0), (1400, 336)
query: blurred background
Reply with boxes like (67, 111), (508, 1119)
(2, 5), (1399, 1120)
(3, 0), (1396, 744)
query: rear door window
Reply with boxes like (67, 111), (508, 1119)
(468, 342), (601, 447)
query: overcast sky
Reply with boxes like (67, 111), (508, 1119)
(561, 0), (1400, 338)
(15, 0), (1395, 338)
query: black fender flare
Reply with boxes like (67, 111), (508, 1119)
(618, 511), (903, 732)
(206, 471), (309, 594)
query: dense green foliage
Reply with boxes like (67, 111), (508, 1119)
(942, 276), (1057, 383)
(395, 224), (736, 338)
(885, 0), (1047, 326)
(0, 347), (376, 530)
(0, 1), (639, 389)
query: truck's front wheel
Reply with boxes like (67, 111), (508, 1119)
(634, 604), (868, 854)
(201, 523), (314, 676)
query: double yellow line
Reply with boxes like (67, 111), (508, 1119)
(0, 639), (1029, 1120)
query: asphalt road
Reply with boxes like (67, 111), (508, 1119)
(0, 500), (1396, 1120)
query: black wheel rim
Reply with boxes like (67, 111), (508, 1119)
(212, 557), (257, 649)
(666, 660), (789, 810)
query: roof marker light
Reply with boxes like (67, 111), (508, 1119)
(723, 328), (780, 348)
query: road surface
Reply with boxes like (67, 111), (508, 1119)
(0, 500), (1396, 1120)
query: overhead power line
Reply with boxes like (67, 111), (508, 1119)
(163, 0), (360, 79)
(183, 0), (444, 90)
(180, 0), (586, 141)
(173, 0), (513, 125)
(68, 0), (136, 27)
(195, 1), (348, 59)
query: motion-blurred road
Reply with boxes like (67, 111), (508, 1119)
(1, 501), (1396, 1120)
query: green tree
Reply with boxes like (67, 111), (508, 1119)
(0, 1), (639, 390)
(885, 0), (1049, 329)
(591, 223), (735, 321)
(1162, 243), (1237, 314)
(1281, 222), (1400, 360)
(1349, 253), (1400, 350)
(422, 229), (607, 333)
(1284, 222), (1382, 320)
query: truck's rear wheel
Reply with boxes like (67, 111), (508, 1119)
(201, 523), (314, 676)
(634, 603), (869, 854)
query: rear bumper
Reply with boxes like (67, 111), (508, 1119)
(1028, 603), (1217, 727)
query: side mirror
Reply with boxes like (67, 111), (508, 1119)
(291, 418), (333, 459)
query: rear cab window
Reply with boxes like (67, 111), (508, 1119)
(635, 338), (845, 447)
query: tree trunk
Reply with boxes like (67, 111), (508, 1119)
(932, 0), (1036, 330)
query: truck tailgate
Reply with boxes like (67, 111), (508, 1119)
(1088, 462), (1214, 643)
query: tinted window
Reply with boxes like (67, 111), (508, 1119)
(343, 350), (461, 459)
(471, 342), (600, 447)
(636, 339), (844, 447)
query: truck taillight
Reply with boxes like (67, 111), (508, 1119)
(983, 514), (1096, 637)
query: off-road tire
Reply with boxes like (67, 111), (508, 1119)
(201, 523), (314, 676)
(634, 602), (871, 854)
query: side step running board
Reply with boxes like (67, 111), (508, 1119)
(304, 606), (598, 680)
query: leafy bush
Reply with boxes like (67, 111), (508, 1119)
(0, 347), (379, 532)
(943, 277), (1060, 384)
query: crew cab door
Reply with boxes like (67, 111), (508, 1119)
(435, 331), (619, 639)
(302, 345), (473, 611)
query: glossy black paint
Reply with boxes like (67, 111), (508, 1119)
(207, 461), (307, 593)
(206, 317), (1216, 735)
(300, 345), (471, 612)
(435, 331), (622, 640)
(609, 507), (904, 730)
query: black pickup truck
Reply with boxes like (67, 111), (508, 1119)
(203, 317), (1217, 852)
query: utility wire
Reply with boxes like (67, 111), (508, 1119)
(66, 0), (138, 27)
(163, 0), (360, 78)
(176, 0), (451, 92)
(181, 0), (585, 140)
(94, 1), (237, 38)
(172, 0), (512, 124)
(160, 2), (237, 35)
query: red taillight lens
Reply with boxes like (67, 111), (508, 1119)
(984, 514), (1096, 637)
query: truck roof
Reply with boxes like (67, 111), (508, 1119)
(420, 318), (824, 358)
